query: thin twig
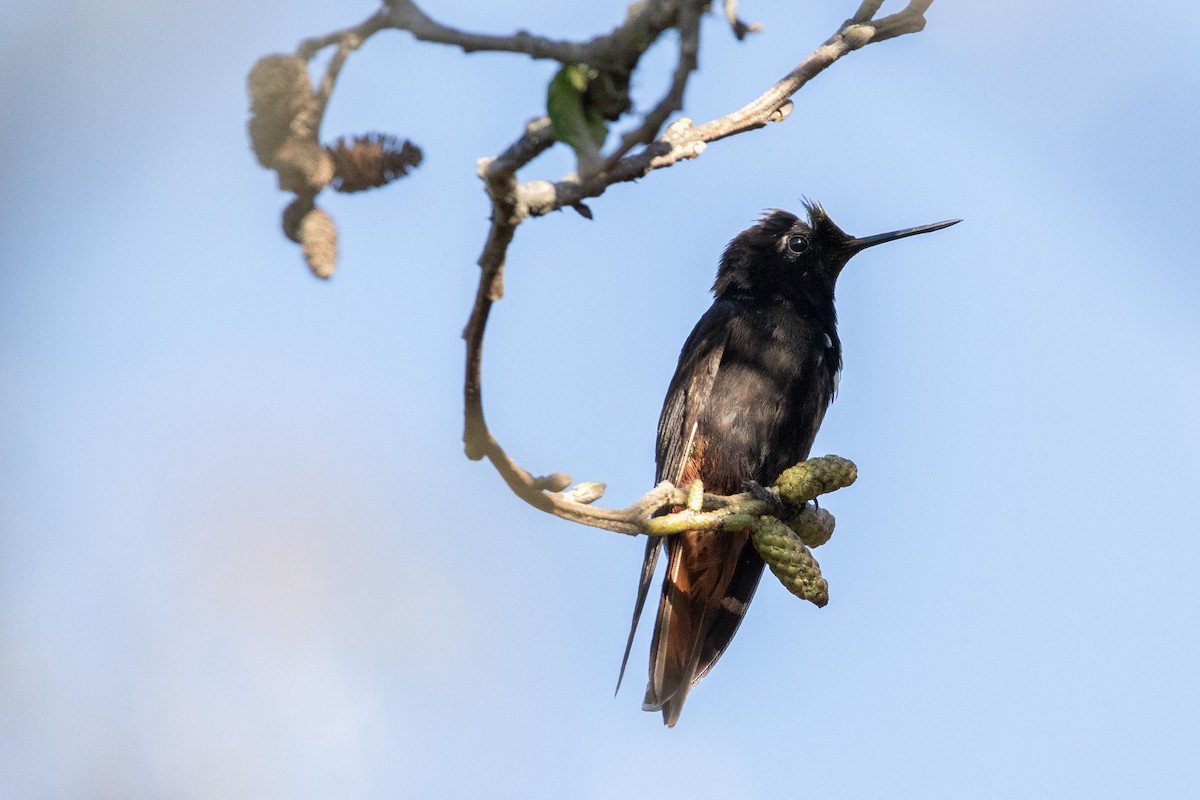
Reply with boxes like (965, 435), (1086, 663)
(296, 9), (391, 61)
(312, 30), (367, 121)
(385, 0), (592, 63)
(599, 0), (702, 172)
(384, 0), (683, 74)
(463, 119), (555, 460)
(724, 0), (764, 40)
(852, 1), (887, 24)
(870, 0), (933, 42)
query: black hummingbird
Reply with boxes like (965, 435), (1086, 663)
(618, 201), (959, 726)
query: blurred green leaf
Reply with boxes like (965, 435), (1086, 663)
(547, 64), (608, 168)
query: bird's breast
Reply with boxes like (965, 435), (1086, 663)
(697, 309), (839, 486)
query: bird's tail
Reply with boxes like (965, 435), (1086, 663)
(616, 536), (663, 696)
(642, 529), (764, 726)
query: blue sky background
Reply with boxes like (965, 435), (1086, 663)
(3, 1), (1199, 797)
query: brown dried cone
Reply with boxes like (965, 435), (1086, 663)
(327, 134), (423, 193)
(246, 55), (334, 195)
(274, 140), (335, 195)
(297, 206), (338, 279)
(772, 455), (857, 506)
(752, 516), (829, 607)
(247, 55), (319, 168)
(786, 504), (836, 548)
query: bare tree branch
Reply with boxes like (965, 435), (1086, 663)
(870, 0), (934, 42)
(250, 2), (939, 589)
(599, 0), (702, 172)
(296, 10), (391, 62)
(384, 0), (597, 63)
(463, 118), (556, 468)
(852, 0), (888, 24)
(724, 0), (764, 40)
(289, 0), (684, 75)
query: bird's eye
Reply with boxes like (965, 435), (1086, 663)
(786, 234), (810, 255)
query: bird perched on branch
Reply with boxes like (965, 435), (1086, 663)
(619, 201), (959, 726)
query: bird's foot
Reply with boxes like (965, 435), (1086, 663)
(744, 480), (785, 517)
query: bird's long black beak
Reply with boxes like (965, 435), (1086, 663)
(845, 219), (961, 253)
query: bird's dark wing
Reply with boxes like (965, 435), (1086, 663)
(615, 304), (732, 697)
(645, 304), (794, 725)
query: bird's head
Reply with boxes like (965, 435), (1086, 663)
(712, 201), (959, 307)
